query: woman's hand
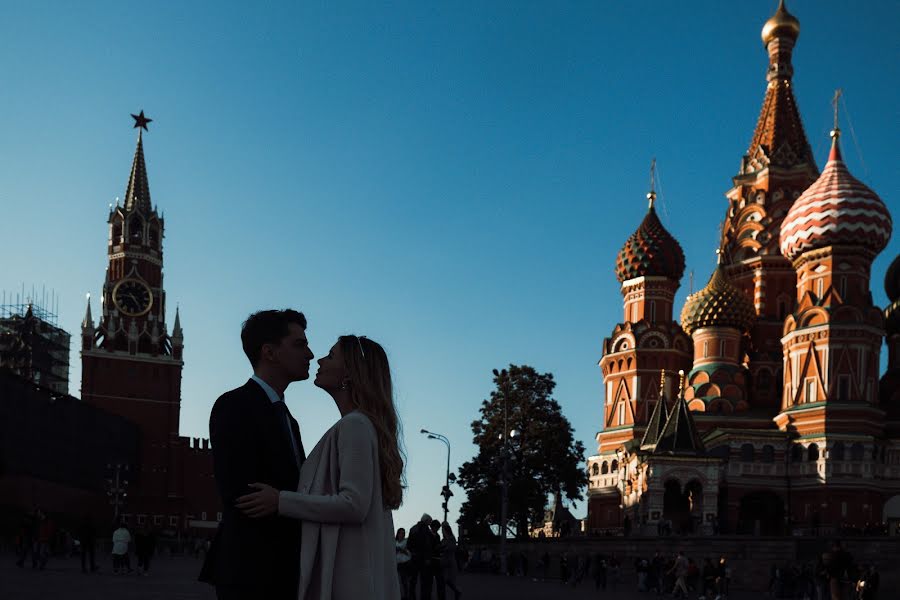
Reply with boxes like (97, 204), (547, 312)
(235, 483), (280, 518)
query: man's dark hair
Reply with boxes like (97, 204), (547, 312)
(241, 309), (307, 367)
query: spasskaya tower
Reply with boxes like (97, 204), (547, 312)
(81, 111), (187, 515)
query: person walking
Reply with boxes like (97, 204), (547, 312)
(440, 523), (461, 600)
(396, 528), (412, 599)
(78, 515), (98, 574)
(668, 550), (690, 599)
(408, 514), (436, 600)
(111, 520), (132, 574)
(427, 519), (447, 600)
(33, 510), (53, 570)
(14, 512), (33, 568)
(135, 524), (156, 576)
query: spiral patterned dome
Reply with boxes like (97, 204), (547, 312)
(680, 264), (756, 336)
(615, 194), (686, 283)
(780, 134), (892, 262)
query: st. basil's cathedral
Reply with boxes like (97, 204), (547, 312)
(586, 1), (899, 536)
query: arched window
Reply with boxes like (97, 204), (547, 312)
(129, 216), (143, 242)
(611, 459), (619, 472)
(831, 442), (845, 461)
(791, 445), (803, 463)
(761, 445), (775, 463)
(149, 225), (159, 248)
(850, 443), (864, 461)
(601, 461), (609, 475)
(807, 443), (819, 462)
(591, 463), (599, 476)
(740, 444), (755, 462)
(112, 222), (122, 244)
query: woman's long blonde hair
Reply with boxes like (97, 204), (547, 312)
(339, 335), (405, 509)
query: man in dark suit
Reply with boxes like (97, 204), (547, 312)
(200, 309), (313, 600)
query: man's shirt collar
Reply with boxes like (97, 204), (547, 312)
(250, 374), (283, 404)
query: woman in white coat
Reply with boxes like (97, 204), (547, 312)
(236, 335), (404, 599)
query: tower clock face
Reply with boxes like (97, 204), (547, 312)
(112, 279), (153, 316)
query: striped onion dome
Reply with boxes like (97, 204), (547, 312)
(780, 132), (892, 262)
(615, 192), (685, 283)
(680, 263), (756, 336)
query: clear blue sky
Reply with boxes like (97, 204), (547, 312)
(1, 1), (897, 531)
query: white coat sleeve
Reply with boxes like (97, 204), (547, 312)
(277, 414), (376, 524)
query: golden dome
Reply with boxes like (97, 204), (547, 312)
(761, 0), (800, 46)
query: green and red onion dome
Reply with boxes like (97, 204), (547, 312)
(615, 194), (686, 284)
(680, 264), (756, 336)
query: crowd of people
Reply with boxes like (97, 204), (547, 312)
(767, 540), (880, 600)
(395, 514), (464, 600)
(13, 508), (162, 577)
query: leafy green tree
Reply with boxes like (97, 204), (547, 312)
(457, 365), (587, 540)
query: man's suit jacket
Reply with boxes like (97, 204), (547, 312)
(199, 379), (305, 594)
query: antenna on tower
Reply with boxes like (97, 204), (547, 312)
(831, 88), (842, 137)
(646, 158), (657, 210)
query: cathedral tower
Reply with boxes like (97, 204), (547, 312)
(776, 124), (892, 437)
(680, 256), (756, 417)
(598, 178), (692, 454)
(719, 0), (819, 412)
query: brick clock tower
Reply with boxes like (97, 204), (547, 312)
(81, 112), (216, 529)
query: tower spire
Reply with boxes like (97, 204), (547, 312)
(82, 294), (94, 329)
(647, 158), (657, 209)
(172, 305), (182, 338)
(124, 111), (153, 213)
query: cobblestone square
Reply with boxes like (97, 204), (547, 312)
(0, 553), (769, 600)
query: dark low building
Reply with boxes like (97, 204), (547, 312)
(0, 368), (139, 533)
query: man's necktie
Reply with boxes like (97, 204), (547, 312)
(273, 401), (302, 469)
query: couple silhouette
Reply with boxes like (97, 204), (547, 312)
(199, 309), (403, 599)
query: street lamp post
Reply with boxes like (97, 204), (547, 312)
(421, 429), (452, 524)
(105, 462), (129, 523)
(493, 368), (518, 575)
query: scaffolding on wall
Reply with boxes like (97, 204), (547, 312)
(0, 287), (71, 395)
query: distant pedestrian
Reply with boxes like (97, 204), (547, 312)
(135, 524), (156, 575)
(408, 514), (436, 600)
(396, 527), (412, 599)
(14, 512), (33, 568)
(650, 550), (665, 595)
(559, 551), (569, 584)
(111, 520), (132, 574)
(440, 522), (461, 600)
(428, 520), (446, 600)
(668, 550), (689, 598)
(78, 515), (98, 574)
(33, 509), (53, 570)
